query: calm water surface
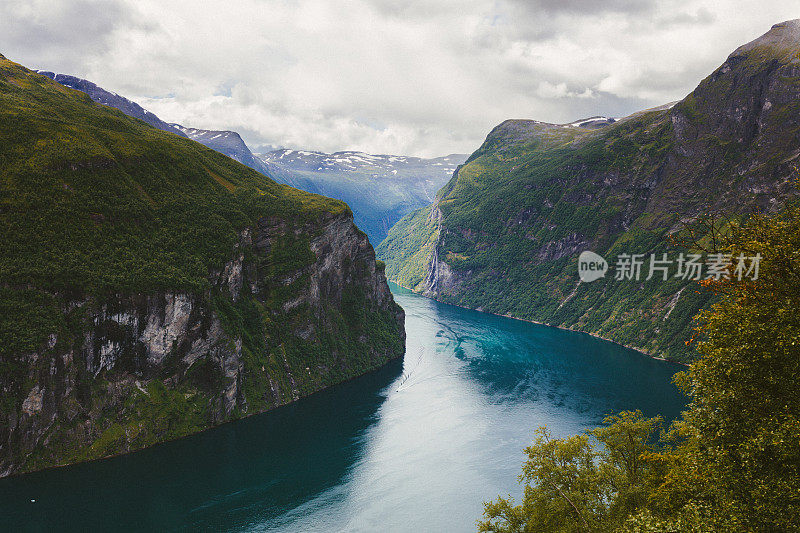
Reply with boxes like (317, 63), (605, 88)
(0, 284), (687, 532)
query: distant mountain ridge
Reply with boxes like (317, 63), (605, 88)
(39, 71), (464, 244)
(261, 148), (462, 179)
(257, 150), (467, 244)
(169, 123), (280, 177)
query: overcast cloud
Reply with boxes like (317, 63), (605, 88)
(1, 0), (798, 156)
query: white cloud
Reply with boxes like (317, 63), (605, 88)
(536, 81), (597, 100)
(1, 0), (798, 156)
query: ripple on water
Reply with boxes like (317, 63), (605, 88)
(0, 285), (686, 532)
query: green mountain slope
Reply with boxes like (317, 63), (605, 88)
(378, 20), (800, 362)
(35, 71), (465, 248)
(0, 54), (404, 477)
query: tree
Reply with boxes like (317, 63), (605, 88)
(478, 411), (662, 532)
(483, 201), (800, 531)
(656, 204), (800, 530)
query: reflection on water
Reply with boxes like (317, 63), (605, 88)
(0, 284), (686, 532)
(0, 360), (401, 532)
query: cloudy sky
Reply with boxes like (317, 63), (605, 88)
(1, 1), (798, 157)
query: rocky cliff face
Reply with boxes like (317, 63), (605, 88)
(1, 210), (403, 478)
(0, 55), (404, 478)
(379, 21), (800, 361)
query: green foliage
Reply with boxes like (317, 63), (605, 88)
(19, 377), (213, 472)
(479, 411), (663, 532)
(376, 205), (439, 290)
(86, 379), (211, 457)
(0, 288), (63, 358)
(655, 204), (800, 531)
(482, 204), (800, 531)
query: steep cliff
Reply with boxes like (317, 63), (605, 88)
(379, 20), (800, 361)
(0, 54), (404, 477)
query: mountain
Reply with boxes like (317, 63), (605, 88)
(35, 71), (187, 138)
(378, 20), (800, 362)
(30, 73), (276, 178)
(258, 150), (467, 245)
(37, 72), (464, 246)
(169, 124), (281, 176)
(0, 54), (404, 477)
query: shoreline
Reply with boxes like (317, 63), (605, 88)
(389, 281), (690, 368)
(0, 355), (405, 481)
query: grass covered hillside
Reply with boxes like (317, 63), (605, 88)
(378, 20), (800, 361)
(0, 54), (404, 476)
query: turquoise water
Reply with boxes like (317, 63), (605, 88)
(0, 284), (687, 532)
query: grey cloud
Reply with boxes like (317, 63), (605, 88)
(510, 0), (656, 16)
(0, 0), (152, 73)
(492, 1), (715, 45)
(656, 7), (716, 28)
(3, 0), (799, 157)
(365, 0), (463, 19)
